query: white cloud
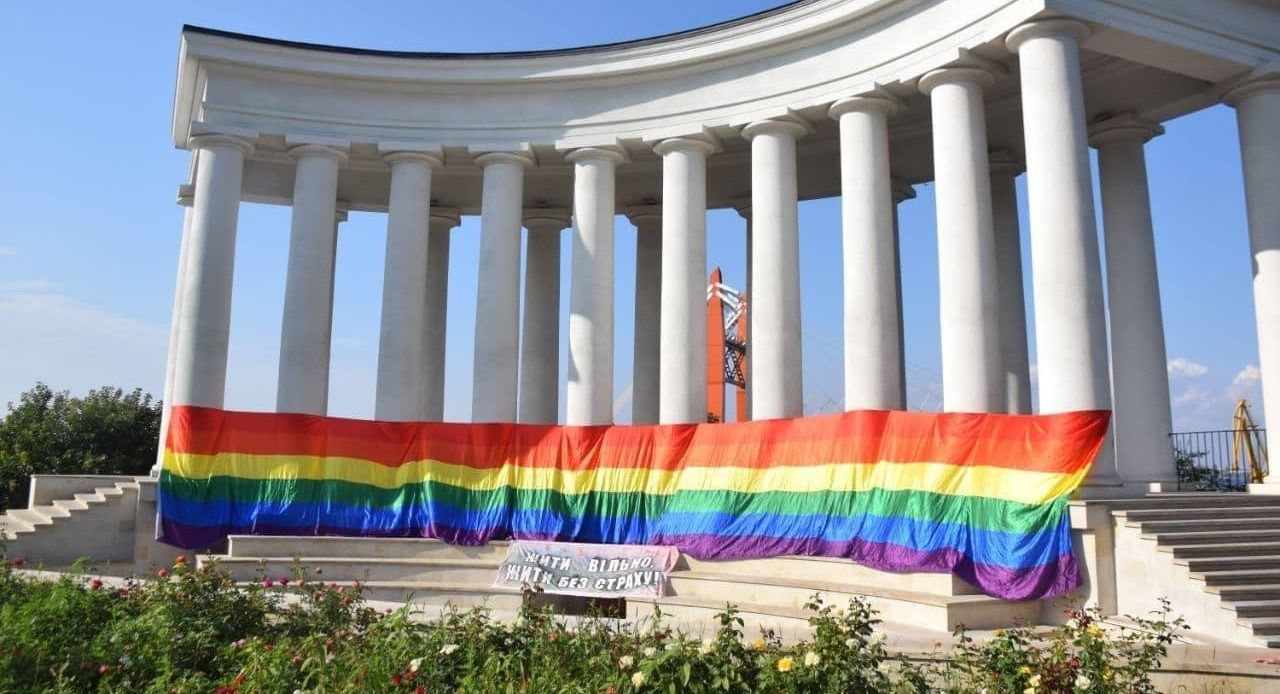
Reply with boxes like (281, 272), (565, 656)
(0, 286), (167, 405)
(1233, 364), (1262, 387)
(1167, 357), (1209, 378)
(1172, 386), (1213, 408)
(0, 280), (60, 293)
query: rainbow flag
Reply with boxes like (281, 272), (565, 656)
(157, 405), (1108, 601)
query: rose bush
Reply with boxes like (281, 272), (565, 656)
(0, 552), (1183, 693)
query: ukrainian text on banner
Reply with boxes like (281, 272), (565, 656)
(493, 541), (678, 597)
(157, 405), (1108, 601)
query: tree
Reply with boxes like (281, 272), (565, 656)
(0, 383), (160, 510)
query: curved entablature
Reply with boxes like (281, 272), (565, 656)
(173, 0), (1278, 211)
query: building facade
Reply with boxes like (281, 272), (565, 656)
(164, 0), (1280, 492)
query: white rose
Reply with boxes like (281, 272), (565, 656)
(643, 646), (657, 658)
(619, 655), (635, 670)
(409, 657), (423, 672)
(439, 643), (460, 655)
(631, 671), (646, 688)
(1075, 674), (1092, 690)
(699, 638), (714, 655)
(803, 651), (821, 667)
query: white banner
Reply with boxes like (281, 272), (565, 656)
(493, 541), (679, 598)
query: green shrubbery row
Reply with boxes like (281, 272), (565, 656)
(0, 554), (1183, 693)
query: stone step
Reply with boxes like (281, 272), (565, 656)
(71, 493), (106, 504)
(32, 504), (71, 520)
(1230, 600), (1280, 619)
(627, 595), (813, 634)
(1163, 542), (1280, 559)
(209, 556), (502, 585)
(678, 554), (976, 596)
(1147, 529), (1280, 546)
(1107, 495), (1280, 511)
(664, 570), (1033, 632)
(1208, 583), (1280, 601)
(5, 509), (55, 527)
(238, 580), (527, 611)
(1131, 518), (1280, 533)
(1116, 506), (1280, 522)
(226, 535), (511, 562)
(1194, 569), (1280, 586)
(1178, 555), (1280, 572)
(0, 515), (35, 535)
(51, 499), (90, 512)
(1241, 617), (1280, 637)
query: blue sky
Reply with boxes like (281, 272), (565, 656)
(0, 1), (1263, 431)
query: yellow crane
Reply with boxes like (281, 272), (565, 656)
(1230, 399), (1269, 484)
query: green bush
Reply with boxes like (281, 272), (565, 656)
(0, 383), (161, 509)
(0, 553), (1185, 693)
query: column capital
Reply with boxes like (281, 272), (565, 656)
(624, 204), (662, 228)
(828, 91), (905, 120)
(189, 133), (255, 157)
(890, 178), (916, 204)
(383, 150), (444, 168)
(289, 143), (349, 165)
(563, 146), (628, 165)
(652, 134), (720, 157)
(1005, 19), (1090, 53)
(177, 184), (195, 208)
(430, 206), (462, 230)
(475, 150), (536, 168)
(1223, 73), (1280, 107)
(524, 208), (571, 231)
(918, 63), (1003, 94)
(733, 196), (752, 219)
(1088, 113), (1164, 148)
(335, 200), (350, 224)
(741, 114), (812, 141)
(988, 149), (1025, 178)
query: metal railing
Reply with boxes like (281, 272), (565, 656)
(1170, 429), (1269, 492)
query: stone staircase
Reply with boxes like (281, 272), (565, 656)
(1111, 493), (1280, 648)
(201, 535), (1039, 635)
(0, 476), (143, 566)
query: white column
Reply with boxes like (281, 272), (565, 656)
(989, 151), (1032, 414)
(519, 210), (569, 424)
(628, 205), (662, 425)
(891, 179), (915, 408)
(1090, 116), (1176, 486)
(172, 134), (254, 409)
(155, 186), (195, 472)
(423, 207), (458, 421)
(830, 95), (904, 411)
(656, 136), (717, 424)
(375, 151), (440, 421)
(565, 147), (625, 425)
(472, 152), (534, 423)
(743, 117), (809, 420)
(277, 144), (346, 415)
(734, 200), (754, 420)
(919, 65), (1004, 413)
(1225, 76), (1280, 485)
(1007, 20), (1119, 485)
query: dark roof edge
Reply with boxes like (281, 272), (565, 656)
(182, 1), (814, 59)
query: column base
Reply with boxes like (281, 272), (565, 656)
(1247, 483), (1280, 495)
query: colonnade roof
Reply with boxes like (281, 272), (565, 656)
(173, 0), (1279, 213)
